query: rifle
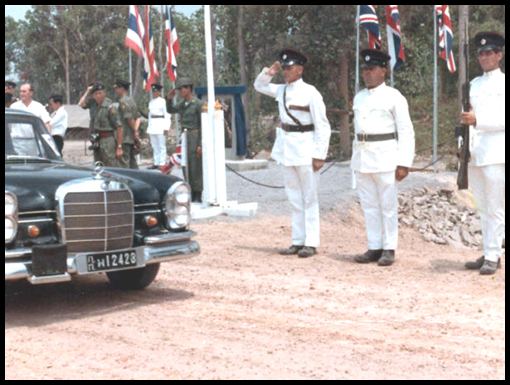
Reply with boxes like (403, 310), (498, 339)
(455, 26), (470, 191)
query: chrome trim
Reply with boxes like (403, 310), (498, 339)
(55, 178), (135, 253)
(28, 274), (71, 285)
(18, 218), (53, 224)
(5, 236), (200, 284)
(5, 248), (32, 260)
(144, 230), (197, 245)
(134, 203), (159, 208)
(19, 210), (57, 216)
(136, 209), (161, 215)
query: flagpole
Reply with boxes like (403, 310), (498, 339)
(129, 49), (132, 96)
(204, 5), (227, 206)
(355, 5), (360, 96)
(433, 6), (439, 174)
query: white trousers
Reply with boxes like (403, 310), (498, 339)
(355, 171), (399, 251)
(283, 165), (320, 248)
(150, 134), (167, 166)
(469, 164), (506, 263)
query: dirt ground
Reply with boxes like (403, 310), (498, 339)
(5, 210), (505, 380)
(5, 141), (506, 380)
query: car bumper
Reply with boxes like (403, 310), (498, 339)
(5, 231), (200, 285)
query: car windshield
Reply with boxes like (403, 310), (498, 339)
(5, 110), (61, 161)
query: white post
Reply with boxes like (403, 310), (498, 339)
(203, 5), (223, 205)
(214, 101), (227, 205)
(201, 106), (215, 203)
(433, 6), (439, 174)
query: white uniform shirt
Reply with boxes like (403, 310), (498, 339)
(147, 96), (170, 135)
(351, 83), (415, 173)
(11, 100), (51, 124)
(469, 68), (505, 166)
(49, 106), (68, 137)
(254, 69), (331, 166)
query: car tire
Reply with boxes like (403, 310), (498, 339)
(106, 263), (161, 290)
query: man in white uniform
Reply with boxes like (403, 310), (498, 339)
(147, 83), (170, 170)
(254, 48), (331, 258)
(462, 32), (505, 276)
(352, 49), (415, 267)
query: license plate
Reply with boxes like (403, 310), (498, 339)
(85, 250), (139, 273)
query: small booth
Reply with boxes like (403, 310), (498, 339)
(195, 85), (248, 161)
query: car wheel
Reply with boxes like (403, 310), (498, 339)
(106, 263), (161, 290)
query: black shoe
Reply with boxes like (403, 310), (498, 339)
(480, 260), (500, 276)
(354, 250), (383, 264)
(279, 245), (304, 256)
(378, 250), (395, 267)
(192, 191), (202, 203)
(298, 247), (317, 258)
(465, 256), (501, 271)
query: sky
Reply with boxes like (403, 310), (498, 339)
(5, 5), (202, 20)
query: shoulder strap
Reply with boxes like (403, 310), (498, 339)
(283, 86), (303, 127)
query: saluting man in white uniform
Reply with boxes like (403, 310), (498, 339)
(254, 48), (331, 258)
(352, 49), (415, 267)
(462, 32), (505, 276)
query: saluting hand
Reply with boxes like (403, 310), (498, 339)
(267, 61), (281, 77)
(167, 89), (176, 100)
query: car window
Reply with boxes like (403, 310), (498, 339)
(5, 114), (60, 159)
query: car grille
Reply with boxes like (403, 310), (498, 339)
(61, 187), (134, 253)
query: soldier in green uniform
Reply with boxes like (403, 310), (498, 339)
(114, 79), (141, 169)
(78, 83), (123, 168)
(166, 78), (204, 203)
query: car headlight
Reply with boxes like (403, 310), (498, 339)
(164, 182), (191, 229)
(5, 192), (17, 217)
(5, 192), (18, 243)
(5, 218), (17, 243)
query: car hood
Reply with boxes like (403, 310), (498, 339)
(5, 162), (181, 213)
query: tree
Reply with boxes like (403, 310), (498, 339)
(5, 5), (505, 154)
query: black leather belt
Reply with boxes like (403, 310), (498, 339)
(282, 124), (315, 133)
(357, 133), (397, 142)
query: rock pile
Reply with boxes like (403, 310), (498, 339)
(398, 186), (482, 250)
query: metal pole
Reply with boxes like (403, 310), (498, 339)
(204, 5), (220, 205)
(433, 6), (439, 174)
(355, 5), (361, 96)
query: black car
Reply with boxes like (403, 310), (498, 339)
(5, 108), (200, 289)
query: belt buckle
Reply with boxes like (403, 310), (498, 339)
(360, 133), (368, 142)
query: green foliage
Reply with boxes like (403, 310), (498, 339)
(5, 5), (505, 154)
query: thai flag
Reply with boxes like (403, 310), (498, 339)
(143, 5), (159, 91)
(436, 5), (456, 73)
(125, 5), (144, 58)
(165, 6), (180, 82)
(359, 5), (382, 50)
(170, 134), (186, 168)
(386, 5), (405, 71)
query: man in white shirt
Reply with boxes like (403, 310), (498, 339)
(254, 48), (331, 258)
(462, 32), (505, 276)
(352, 49), (415, 267)
(11, 83), (51, 130)
(48, 94), (68, 156)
